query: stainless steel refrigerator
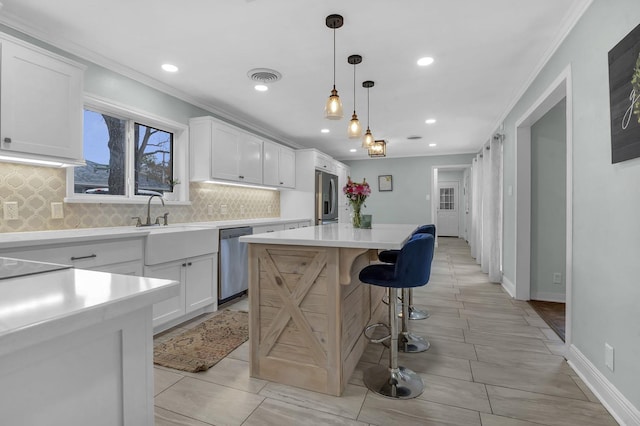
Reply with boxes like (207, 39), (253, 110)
(315, 170), (339, 225)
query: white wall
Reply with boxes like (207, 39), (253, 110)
(501, 0), (640, 414)
(344, 154), (475, 225)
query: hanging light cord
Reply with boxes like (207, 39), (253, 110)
(332, 28), (336, 89)
(352, 62), (356, 112)
(366, 86), (370, 128)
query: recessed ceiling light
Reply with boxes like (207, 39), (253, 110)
(425, 118), (437, 124)
(321, 129), (330, 134)
(349, 148), (357, 152)
(429, 143), (437, 147)
(161, 63), (179, 73)
(417, 57), (434, 67)
(254, 84), (268, 92)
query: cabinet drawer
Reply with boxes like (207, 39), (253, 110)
(3, 238), (144, 269)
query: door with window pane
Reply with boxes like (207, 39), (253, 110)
(437, 182), (459, 237)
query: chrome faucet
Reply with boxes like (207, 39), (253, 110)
(133, 194), (165, 226)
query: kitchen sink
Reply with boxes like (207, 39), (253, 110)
(144, 226), (218, 265)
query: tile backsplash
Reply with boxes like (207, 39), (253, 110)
(0, 163), (280, 233)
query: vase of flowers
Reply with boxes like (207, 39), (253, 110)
(343, 176), (371, 228)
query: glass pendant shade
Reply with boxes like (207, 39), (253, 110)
(324, 87), (343, 119)
(348, 112), (362, 138)
(362, 127), (374, 148)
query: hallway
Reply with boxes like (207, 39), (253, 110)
(154, 237), (617, 425)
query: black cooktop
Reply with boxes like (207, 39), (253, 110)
(0, 257), (72, 280)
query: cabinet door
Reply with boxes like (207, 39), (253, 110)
(211, 124), (240, 181)
(145, 261), (186, 327)
(262, 140), (280, 186)
(238, 134), (263, 184)
(0, 40), (83, 162)
(279, 147), (296, 188)
(185, 254), (217, 313)
(253, 224), (285, 234)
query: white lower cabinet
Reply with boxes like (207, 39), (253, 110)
(145, 253), (217, 329)
(253, 224), (285, 234)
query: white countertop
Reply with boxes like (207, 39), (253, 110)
(0, 268), (179, 355)
(239, 223), (419, 250)
(0, 217), (311, 250)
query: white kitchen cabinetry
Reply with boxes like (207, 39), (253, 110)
(0, 34), (84, 165)
(190, 116), (263, 185)
(143, 226), (218, 331)
(314, 151), (337, 173)
(335, 162), (351, 223)
(263, 140), (296, 188)
(145, 254), (216, 327)
(0, 237), (144, 276)
(253, 223), (285, 234)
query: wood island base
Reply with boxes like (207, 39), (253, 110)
(248, 243), (386, 396)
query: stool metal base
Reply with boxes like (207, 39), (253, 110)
(408, 306), (430, 320)
(382, 332), (430, 353)
(363, 365), (424, 399)
(400, 332), (430, 353)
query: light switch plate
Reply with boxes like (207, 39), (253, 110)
(3, 201), (19, 220)
(605, 343), (614, 371)
(51, 202), (64, 219)
(220, 204), (228, 215)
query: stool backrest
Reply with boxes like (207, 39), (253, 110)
(394, 233), (435, 287)
(413, 224), (435, 237)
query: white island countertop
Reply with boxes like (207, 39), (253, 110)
(239, 223), (419, 250)
(0, 266), (179, 356)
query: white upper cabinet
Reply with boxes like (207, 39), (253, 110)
(263, 139), (295, 188)
(0, 35), (84, 165)
(190, 116), (263, 185)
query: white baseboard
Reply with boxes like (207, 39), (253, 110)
(568, 344), (640, 426)
(501, 276), (516, 298)
(530, 291), (566, 303)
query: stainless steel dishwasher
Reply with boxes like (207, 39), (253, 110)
(218, 226), (253, 303)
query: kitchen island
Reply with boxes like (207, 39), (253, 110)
(240, 223), (418, 396)
(0, 259), (179, 426)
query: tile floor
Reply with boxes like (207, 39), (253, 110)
(153, 237), (619, 426)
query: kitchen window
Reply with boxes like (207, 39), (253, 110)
(66, 96), (188, 204)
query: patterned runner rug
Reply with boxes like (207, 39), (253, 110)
(154, 310), (249, 372)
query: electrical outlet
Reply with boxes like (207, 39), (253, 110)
(3, 201), (19, 220)
(240, 205), (245, 215)
(51, 202), (64, 219)
(207, 204), (214, 215)
(220, 204), (228, 215)
(267, 204), (272, 214)
(553, 273), (562, 284)
(605, 343), (614, 371)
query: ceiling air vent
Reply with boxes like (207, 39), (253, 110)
(247, 68), (282, 84)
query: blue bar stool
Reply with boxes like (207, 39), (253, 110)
(379, 224), (435, 321)
(359, 233), (435, 399)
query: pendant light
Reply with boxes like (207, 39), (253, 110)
(324, 14), (344, 120)
(368, 139), (387, 158)
(347, 55), (362, 138)
(361, 80), (375, 148)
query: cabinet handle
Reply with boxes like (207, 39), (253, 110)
(3, 137), (11, 143)
(70, 254), (97, 261)
(279, 182), (284, 185)
(239, 175), (244, 179)
(187, 262), (193, 266)
(182, 263), (187, 267)
(266, 230), (274, 233)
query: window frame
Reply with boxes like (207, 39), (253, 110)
(65, 94), (189, 205)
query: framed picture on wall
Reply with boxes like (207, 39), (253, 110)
(378, 175), (393, 191)
(608, 21), (640, 163)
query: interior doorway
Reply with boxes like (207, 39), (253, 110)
(514, 66), (573, 347)
(431, 165), (471, 241)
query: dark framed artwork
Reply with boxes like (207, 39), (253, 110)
(378, 175), (393, 191)
(608, 22), (640, 164)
